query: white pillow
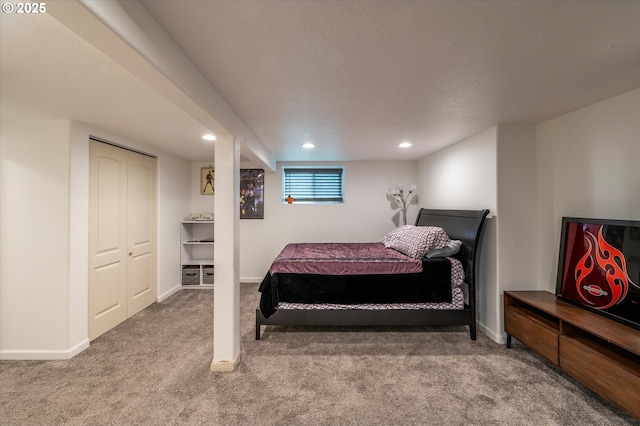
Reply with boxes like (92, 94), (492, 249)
(387, 226), (451, 259)
(424, 239), (462, 259)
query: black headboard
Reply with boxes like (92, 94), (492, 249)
(415, 209), (490, 294)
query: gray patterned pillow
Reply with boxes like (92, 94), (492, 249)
(388, 226), (451, 258)
(381, 225), (411, 248)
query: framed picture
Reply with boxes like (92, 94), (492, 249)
(201, 167), (215, 195)
(240, 169), (264, 219)
(556, 216), (640, 330)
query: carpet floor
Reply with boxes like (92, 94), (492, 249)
(1, 283), (637, 425)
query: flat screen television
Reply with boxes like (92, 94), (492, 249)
(556, 217), (640, 330)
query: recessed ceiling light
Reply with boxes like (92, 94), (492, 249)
(399, 141), (412, 148)
(202, 134), (216, 141)
(302, 142), (315, 149)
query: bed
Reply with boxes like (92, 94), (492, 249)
(256, 208), (490, 340)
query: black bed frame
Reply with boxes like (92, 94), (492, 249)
(255, 208), (490, 340)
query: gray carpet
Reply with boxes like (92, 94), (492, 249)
(1, 283), (637, 425)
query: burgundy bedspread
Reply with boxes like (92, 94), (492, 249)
(268, 243), (423, 276)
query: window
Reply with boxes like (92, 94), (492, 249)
(282, 167), (344, 204)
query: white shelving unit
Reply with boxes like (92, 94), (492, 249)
(180, 220), (214, 287)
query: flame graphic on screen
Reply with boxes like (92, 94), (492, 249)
(574, 225), (632, 309)
(574, 237), (594, 299)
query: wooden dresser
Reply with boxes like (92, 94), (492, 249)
(504, 290), (640, 420)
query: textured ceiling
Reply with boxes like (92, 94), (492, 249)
(141, 0), (640, 161)
(2, 1), (639, 163)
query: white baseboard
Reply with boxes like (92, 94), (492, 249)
(478, 321), (506, 344)
(157, 284), (182, 302)
(0, 338), (90, 360)
(240, 277), (263, 284)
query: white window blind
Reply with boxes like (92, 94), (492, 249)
(282, 167), (344, 203)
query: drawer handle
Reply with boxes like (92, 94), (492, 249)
(185, 273), (197, 276)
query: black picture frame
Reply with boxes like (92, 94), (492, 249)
(240, 169), (264, 219)
(556, 216), (640, 330)
(201, 167), (214, 195)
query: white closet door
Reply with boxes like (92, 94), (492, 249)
(127, 150), (156, 316)
(89, 141), (157, 340)
(89, 141), (128, 339)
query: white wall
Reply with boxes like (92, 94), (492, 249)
(1, 118), (191, 359)
(182, 159), (418, 281)
(417, 126), (498, 338)
(156, 153), (192, 300)
(68, 122), (90, 352)
(417, 127), (497, 214)
(536, 89), (640, 290)
(494, 124), (538, 340)
(415, 89), (639, 344)
(1, 120), (73, 357)
(7, 91), (635, 358)
(238, 161), (419, 281)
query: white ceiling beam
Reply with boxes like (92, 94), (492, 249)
(48, 0), (276, 170)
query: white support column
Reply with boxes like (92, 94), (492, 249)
(211, 136), (240, 372)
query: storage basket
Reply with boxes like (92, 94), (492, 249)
(202, 265), (214, 284)
(182, 265), (200, 285)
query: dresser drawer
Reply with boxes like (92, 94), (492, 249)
(560, 335), (640, 419)
(505, 306), (559, 365)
